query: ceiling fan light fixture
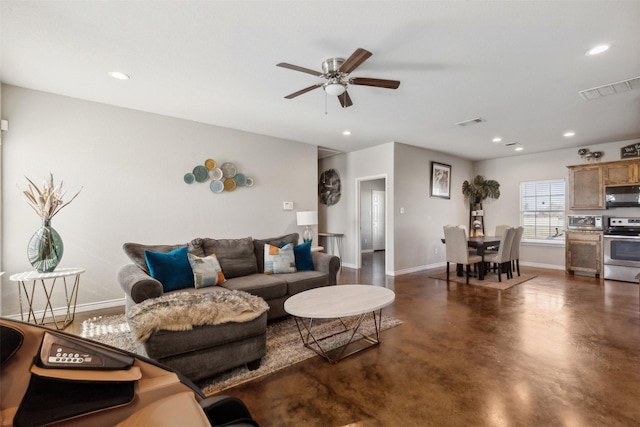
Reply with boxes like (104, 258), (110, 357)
(324, 82), (346, 96)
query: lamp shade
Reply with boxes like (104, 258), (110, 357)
(296, 211), (318, 226)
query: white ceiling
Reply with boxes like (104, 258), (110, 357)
(1, 1), (639, 161)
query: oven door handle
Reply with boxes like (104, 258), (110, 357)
(604, 234), (640, 240)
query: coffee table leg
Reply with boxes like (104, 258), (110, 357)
(292, 310), (384, 363)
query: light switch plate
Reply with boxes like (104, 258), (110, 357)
(283, 202), (293, 211)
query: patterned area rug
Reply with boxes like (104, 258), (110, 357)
(429, 271), (537, 290)
(80, 313), (402, 395)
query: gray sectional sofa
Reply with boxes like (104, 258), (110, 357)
(117, 233), (340, 381)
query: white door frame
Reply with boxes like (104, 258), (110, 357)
(355, 174), (388, 270)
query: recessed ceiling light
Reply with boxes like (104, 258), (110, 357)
(564, 131), (576, 137)
(585, 44), (610, 56)
(492, 137), (502, 143)
(515, 147), (524, 151)
(342, 130), (351, 136)
(109, 71), (130, 80)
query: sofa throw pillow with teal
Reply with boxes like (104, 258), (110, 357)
(264, 243), (296, 274)
(188, 253), (226, 288)
(144, 246), (194, 291)
(293, 241), (314, 271)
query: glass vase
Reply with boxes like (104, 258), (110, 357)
(27, 219), (64, 273)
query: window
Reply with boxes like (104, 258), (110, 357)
(520, 179), (565, 241)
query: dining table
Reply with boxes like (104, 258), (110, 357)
(441, 235), (501, 280)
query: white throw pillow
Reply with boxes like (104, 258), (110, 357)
(264, 243), (297, 274)
(188, 253), (226, 288)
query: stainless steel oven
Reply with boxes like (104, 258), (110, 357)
(603, 217), (640, 283)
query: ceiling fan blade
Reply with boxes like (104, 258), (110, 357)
(339, 48), (372, 74)
(338, 91), (353, 108)
(277, 62), (323, 77)
(284, 84), (323, 99)
(350, 77), (400, 89)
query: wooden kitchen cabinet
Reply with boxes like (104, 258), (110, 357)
(604, 160), (640, 185)
(565, 231), (602, 278)
(568, 164), (605, 210)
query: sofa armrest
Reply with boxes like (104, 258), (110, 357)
(117, 264), (164, 304)
(311, 252), (341, 286)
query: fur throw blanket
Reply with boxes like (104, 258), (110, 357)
(127, 290), (269, 342)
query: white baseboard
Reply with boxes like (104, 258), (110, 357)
(520, 261), (564, 270)
(3, 298), (126, 321)
(389, 262), (445, 276)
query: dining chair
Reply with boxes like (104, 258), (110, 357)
(443, 225), (483, 285)
(509, 226), (524, 276)
(494, 224), (511, 236)
(487, 227), (515, 282)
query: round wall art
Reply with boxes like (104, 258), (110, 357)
(318, 169), (341, 206)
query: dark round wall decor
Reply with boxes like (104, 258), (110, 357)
(318, 169), (341, 206)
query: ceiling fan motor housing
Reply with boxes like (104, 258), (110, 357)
(322, 58), (345, 77)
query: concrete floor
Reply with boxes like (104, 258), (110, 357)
(219, 252), (640, 427)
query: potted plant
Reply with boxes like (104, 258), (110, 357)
(462, 175), (500, 236)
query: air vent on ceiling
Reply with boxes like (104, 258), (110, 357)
(579, 76), (640, 100)
(455, 117), (486, 127)
(504, 142), (519, 147)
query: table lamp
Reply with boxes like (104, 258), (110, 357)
(296, 211), (318, 243)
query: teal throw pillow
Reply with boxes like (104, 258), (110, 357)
(294, 241), (314, 271)
(144, 246), (194, 292)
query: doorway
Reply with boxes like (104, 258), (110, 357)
(357, 176), (387, 271)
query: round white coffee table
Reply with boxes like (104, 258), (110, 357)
(284, 284), (395, 363)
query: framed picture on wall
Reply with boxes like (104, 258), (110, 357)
(430, 162), (451, 199)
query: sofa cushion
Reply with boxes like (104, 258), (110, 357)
(124, 241), (200, 274)
(293, 241), (315, 271)
(188, 253), (226, 288)
(221, 274), (288, 301)
(253, 233), (299, 273)
(273, 270), (329, 295)
(264, 243), (296, 274)
(197, 237), (258, 279)
(144, 246), (194, 292)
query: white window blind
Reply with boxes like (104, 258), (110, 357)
(520, 179), (565, 240)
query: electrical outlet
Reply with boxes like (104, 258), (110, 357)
(434, 247), (438, 254)
(283, 202), (293, 211)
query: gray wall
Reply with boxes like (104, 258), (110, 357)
(319, 142), (474, 275)
(1, 85), (319, 316)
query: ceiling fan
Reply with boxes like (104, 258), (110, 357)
(277, 48), (400, 108)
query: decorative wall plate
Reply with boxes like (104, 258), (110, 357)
(205, 159), (217, 170)
(209, 168), (223, 181)
(210, 180), (224, 193)
(221, 162), (237, 178)
(184, 173), (195, 184)
(245, 177), (254, 187)
(234, 173), (247, 187)
(193, 165), (209, 182)
(224, 179), (237, 192)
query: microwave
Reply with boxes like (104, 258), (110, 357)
(567, 215), (603, 230)
(606, 185), (640, 208)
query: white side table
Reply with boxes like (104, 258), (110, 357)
(9, 268), (85, 330)
(318, 232), (344, 267)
